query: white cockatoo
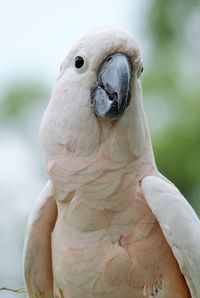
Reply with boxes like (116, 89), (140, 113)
(23, 28), (200, 298)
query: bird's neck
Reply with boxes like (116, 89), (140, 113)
(54, 150), (157, 236)
(49, 143), (156, 206)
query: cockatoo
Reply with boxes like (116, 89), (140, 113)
(23, 28), (200, 298)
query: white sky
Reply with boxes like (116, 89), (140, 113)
(0, 0), (145, 89)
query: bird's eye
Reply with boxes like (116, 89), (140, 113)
(75, 56), (84, 69)
(137, 65), (144, 78)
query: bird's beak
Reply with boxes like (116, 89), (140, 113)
(91, 53), (131, 120)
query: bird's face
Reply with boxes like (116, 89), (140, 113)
(40, 28), (149, 164)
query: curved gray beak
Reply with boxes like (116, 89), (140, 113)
(91, 53), (131, 119)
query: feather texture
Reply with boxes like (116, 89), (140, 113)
(23, 182), (57, 298)
(141, 176), (200, 298)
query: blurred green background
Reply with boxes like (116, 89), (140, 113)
(0, 0), (200, 296)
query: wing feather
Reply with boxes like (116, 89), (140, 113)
(23, 181), (57, 298)
(141, 176), (200, 298)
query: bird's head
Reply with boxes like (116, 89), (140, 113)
(40, 28), (154, 167)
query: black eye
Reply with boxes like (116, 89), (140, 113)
(137, 65), (144, 78)
(75, 56), (84, 68)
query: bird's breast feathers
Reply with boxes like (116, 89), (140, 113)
(51, 166), (185, 297)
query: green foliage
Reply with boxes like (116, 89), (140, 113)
(153, 97), (200, 196)
(147, 0), (199, 48)
(142, 0), (200, 213)
(0, 82), (47, 121)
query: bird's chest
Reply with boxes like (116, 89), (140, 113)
(51, 182), (172, 297)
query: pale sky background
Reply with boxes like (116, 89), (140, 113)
(0, 1), (147, 296)
(0, 0), (147, 90)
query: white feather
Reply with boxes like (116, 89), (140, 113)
(141, 175), (200, 298)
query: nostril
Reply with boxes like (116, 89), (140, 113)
(104, 83), (118, 102)
(109, 92), (118, 102)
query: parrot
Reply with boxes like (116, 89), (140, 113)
(23, 28), (200, 298)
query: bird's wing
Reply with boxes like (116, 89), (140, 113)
(141, 176), (200, 298)
(23, 181), (57, 298)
